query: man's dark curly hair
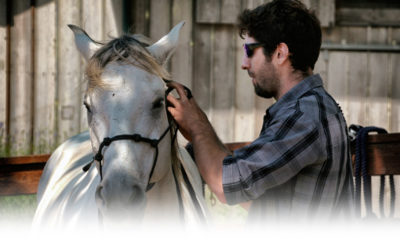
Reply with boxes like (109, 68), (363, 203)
(238, 0), (321, 73)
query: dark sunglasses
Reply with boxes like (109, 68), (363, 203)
(243, 43), (264, 58)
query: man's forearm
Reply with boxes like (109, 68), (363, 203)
(191, 123), (230, 203)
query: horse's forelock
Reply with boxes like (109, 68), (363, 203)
(85, 34), (171, 91)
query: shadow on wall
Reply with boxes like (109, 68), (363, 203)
(0, 0), (55, 27)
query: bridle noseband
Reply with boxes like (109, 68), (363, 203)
(82, 83), (192, 192)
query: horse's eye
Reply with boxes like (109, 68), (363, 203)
(152, 98), (164, 110)
(83, 101), (92, 113)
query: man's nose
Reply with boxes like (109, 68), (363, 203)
(241, 55), (250, 70)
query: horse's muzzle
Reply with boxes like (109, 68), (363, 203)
(95, 176), (147, 223)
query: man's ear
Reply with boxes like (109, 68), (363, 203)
(275, 42), (290, 65)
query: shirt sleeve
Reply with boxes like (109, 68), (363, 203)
(222, 109), (324, 205)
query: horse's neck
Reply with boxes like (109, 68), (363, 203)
(143, 162), (181, 223)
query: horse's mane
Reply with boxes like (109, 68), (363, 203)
(86, 34), (171, 91)
(85, 34), (181, 183)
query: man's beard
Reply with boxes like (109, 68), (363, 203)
(254, 83), (274, 98)
(249, 60), (279, 99)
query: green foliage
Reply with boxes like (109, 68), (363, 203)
(0, 194), (37, 225)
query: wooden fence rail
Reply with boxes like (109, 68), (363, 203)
(1, 133), (399, 196)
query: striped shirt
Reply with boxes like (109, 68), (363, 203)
(222, 74), (355, 223)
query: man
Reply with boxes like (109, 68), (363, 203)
(167, 0), (354, 223)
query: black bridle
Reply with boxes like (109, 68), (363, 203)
(82, 83), (205, 223)
(82, 83), (192, 192)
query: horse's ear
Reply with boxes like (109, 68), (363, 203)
(68, 24), (101, 61)
(146, 21), (185, 66)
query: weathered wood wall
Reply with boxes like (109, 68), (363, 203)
(0, 0), (399, 154)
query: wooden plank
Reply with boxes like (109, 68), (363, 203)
(326, 52), (348, 121)
(149, 0), (171, 70)
(366, 53), (390, 129)
(0, 154), (47, 195)
(33, 0), (57, 154)
(351, 133), (400, 176)
(9, 0), (33, 156)
(367, 27), (389, 45)
(171, 0), (193, 87)
(0, 167), (43, 195)
(322, 27), (368, 44)
(347, 52), (368, 127)
(196, 0), (219, 24)
(150, 0), (171, 42)
(220, 0), (241, 24)
(336, 8), (400, 27)
(318, 0), (335, 27)
(0, 0), (7, 157)
(0, 154), (49, 166)
(104, 0), (123, 38)
(211, 26), (236, 142)
(192, 25), (213, 114)
(57, 0), (82, 144)
(234, 32), (256, 142)
(310, 0), (335, 28)
(392, 28), (400, 44)
(391, 54), (400, 132)
(391, 29), (400, 132)
(314, 50), (328, 91)
(132, 0), (150, 36)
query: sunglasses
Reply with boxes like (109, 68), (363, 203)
(243, 43), (264, 58)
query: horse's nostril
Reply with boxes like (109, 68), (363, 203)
(129, 185), (145, 204)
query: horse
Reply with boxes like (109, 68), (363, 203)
(32, 22), (207, 230)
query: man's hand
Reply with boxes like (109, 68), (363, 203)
(166, 81), (229, 203)
(166, 81), (209, 142)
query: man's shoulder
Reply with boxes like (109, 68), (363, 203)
(297, 87), (342, 116)
(271, 87), (343, 128)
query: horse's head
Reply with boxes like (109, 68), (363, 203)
(69, 22), (184, 225)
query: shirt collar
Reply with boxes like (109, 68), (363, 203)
(267, 74), (323, 117)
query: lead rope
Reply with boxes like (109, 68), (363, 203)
(353, 125), (395, 219)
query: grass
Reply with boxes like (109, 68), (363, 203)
(0, 189), (247, 228)
(0, 194), (37, 226)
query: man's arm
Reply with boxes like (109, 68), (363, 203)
(166, 82), (230, 203)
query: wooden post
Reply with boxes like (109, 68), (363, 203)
(0, 0), (8, 156)
(9, 0), (33, 156)
(57, 0), (82, 144)
(33, 0), (57, 154)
